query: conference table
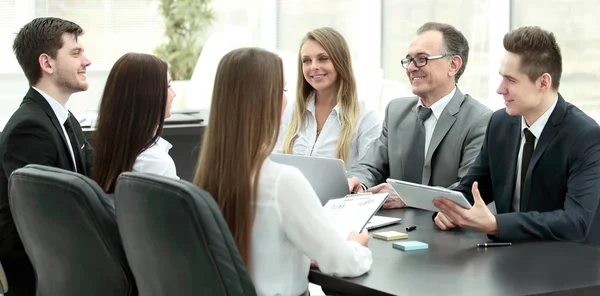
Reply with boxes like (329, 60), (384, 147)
(309, 208), (600, 295)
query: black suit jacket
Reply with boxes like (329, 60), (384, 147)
(453, 94), (600, 245)
(0, 87), (94, 260)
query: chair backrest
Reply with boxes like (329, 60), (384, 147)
(8, 165), (136, 296)
(115, 172), (256, 296)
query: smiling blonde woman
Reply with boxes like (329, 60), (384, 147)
(278, 27), (381, 168)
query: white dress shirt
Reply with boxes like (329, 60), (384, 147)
(132, 137), (179, 179)
(416, 86), (456, 156)
(512, 97), (558, 212)
(276, 92), (381, 168)
(32, 86), (78, 172)
(250, 159), (372, 296)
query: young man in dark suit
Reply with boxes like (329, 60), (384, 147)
(433, 26), (600, 246)
(0, 17), (93, 295)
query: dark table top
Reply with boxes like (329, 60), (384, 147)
(309, 208), (600, 296)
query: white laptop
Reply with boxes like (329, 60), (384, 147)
(269, 153), (350, 204)
(387, 178), (472, 212)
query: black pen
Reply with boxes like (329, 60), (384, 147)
(406, 225), (417, 232)
(476, 242), (512, 247)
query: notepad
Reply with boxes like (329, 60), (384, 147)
(392, 241), (429, 251)
(373, 231), (408, 241)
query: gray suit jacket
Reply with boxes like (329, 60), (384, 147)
(348, 87), (492, 188)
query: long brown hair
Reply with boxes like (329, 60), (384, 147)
(282, 27), (360, 163)
(193, 47), (284, 267)
(92, 52), (168, 192)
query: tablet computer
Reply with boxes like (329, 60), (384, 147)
(386, 178), (472, 212)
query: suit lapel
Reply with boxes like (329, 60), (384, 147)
(499, 116), (521, 213)
(520, 95), (566, 211)
(25, 87), (76, 172)
(423, 89), (461, 184)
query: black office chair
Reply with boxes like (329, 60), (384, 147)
(8, 165), (137, 296)
(115, 172), (256, 296)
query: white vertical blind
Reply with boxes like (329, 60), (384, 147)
(381, 0), (492, 104)
(512, 0), (600, 121)
(276, 0), (362, 56)
(0, 0), (18, 72)
(34, 0), (164, 68)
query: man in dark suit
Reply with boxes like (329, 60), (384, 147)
(433, 26), (600, 246)
(347, 22), (491, 208)
(0, 17), (93, 295)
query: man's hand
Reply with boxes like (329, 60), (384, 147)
(434, 212), (457, 230)
(347, 177), (364, 193)
(433, 182), (498, 235)
(368, 183), (405, 209)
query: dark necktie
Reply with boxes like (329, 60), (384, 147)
(520, 128), (536, 198)
(404, 106), (433, 184)
(64, 116), (84, 174)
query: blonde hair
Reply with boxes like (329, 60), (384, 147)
(193, 48), (284, 268)
(282, 27), (360, 163)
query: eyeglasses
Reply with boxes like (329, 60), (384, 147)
(401, 54), (452, 69)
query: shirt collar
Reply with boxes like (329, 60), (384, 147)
(155, 136), (173, 152)
(32, 86), (70, 125)
(417, 86), (456, 120)
(306, 91), (340, 120)
(520, 96), (558, 139)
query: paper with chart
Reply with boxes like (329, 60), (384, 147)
(323, 193), (389, 234)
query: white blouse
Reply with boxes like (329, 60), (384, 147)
(132, 137), (179, 179)
(250, 159), (372, 296)
(276, 93), (381, 168)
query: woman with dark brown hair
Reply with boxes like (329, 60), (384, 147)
(92, 52), (178, 192)
(194, 47), (371, 296)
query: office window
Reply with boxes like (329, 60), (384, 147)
(210, 0), (264, 44)
(512, 0), (600, 121)
(277, 0), (361, 57)
(382, 0), (491, 101)
(0, 0), (18, 72)
(35, 0), (164, 68)
(277, 0), (384, 109)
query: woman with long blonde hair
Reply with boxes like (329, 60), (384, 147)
(194, 47), (371, 296)
(278, 27), (381, 167)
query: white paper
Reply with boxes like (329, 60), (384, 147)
(323, 193), (389, 234)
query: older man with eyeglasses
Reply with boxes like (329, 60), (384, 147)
(347, 22), (492, 209)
